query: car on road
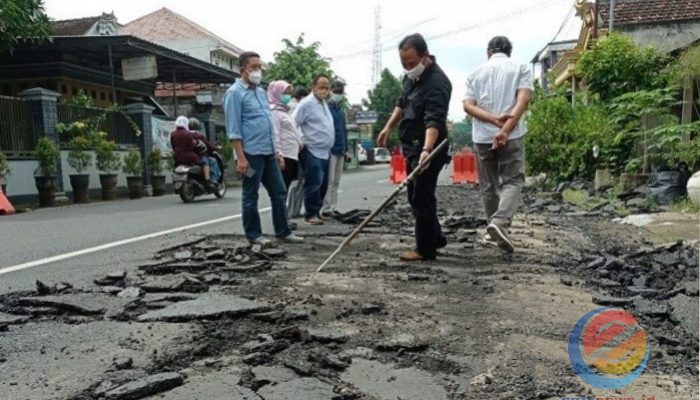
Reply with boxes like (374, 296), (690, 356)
(357, 144), (368, 163)
(373, 147), (391, 163)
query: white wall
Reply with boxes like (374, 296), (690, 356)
(6, 149), (173, 198)
(4, 159), (39, 197)
(622, 21), (700, 54)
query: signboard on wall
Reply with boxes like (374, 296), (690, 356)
(151, 116), (174, 154)
(354, 111), (378, 124)
(122, 56), (158, 81)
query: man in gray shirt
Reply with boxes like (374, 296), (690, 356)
(463, 36), (533, 253)
(293, 74), (335, 225)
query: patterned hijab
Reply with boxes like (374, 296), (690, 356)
(267, 80), (292, 109)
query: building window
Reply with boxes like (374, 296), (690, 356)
(109, 93), (114, 102)
(72, 87), (78, 96)
(61, 84), (68, 94)
(100, 92), (106, 100)
(91, 90), (97, 98)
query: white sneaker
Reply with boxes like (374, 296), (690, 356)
(486, 223), (515, 253)
(279, 233), (304, 243)
(481, 234), (498, 247)
(250, 236), (272, 246)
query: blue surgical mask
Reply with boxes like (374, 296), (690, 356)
(280, 94), (292, 105)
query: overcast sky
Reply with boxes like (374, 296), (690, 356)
(44, 0), (581, 121)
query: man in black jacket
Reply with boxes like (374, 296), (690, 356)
(378, 33), (451, 261)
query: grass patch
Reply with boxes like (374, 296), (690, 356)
(562, 189), (590, 207)
(670, 197), (700, 214)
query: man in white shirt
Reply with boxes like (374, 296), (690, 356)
(463, 36), (533, 253)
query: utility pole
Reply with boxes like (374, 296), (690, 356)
(608, 0), (615, 32)
(372, 5), (382, 84)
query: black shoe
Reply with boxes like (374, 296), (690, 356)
(289, 221), (298, 231)
(206, 181), (218, 192)
(437, 236), (448, 249)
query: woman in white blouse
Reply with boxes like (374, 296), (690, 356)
(267, 80), (304, 191)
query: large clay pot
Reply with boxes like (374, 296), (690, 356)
(687, 171), (700, 206)
(150, 175), (166, 197)
(34, 175), (57, 207)
(126, 176), (143, 199)
(99, 174), (118, 201)
(69, 174), (90, 204)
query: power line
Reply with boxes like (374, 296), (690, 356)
(331, 0), (569, 61)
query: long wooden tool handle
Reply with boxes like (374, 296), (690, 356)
(316, 139), (449, 272)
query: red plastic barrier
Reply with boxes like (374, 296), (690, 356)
(0, 191), (16, 215)
(452, 150), (478, 185)
(390, 154), (407, 184)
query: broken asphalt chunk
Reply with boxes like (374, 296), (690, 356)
(136, 294), (269, 322)
(103, 372), (183, 400)
(591, 294), (637, 307)
(256, 377), (335, 400)
(117, 287), (143, 299)
(307, 327), (351, 343)
(242, 352), (272, 366)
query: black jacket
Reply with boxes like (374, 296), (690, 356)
(396, 56), (452, 158)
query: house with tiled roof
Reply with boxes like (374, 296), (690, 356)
(51, 12), (121, 36)
(121, 7), (247, 129)
(549, 0), (700, 87)
(121, 8), (243, 73)
(540, 0), (699, 122)
(598, 0), (700, 52)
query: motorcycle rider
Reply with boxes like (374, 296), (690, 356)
(187, 117), (222, 185)
(170, 116), (215, 191)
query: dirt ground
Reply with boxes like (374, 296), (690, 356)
(1, 185), (697, 400)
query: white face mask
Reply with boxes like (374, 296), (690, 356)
(404, 60), (425, 80)
(330, 93), (343, 103)
(248, 70), (262, 85)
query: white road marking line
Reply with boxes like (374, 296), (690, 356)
(0, 207), (272, 276)
(377, 179), (390, 183)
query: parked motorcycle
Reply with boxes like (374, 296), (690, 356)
(172, 152), (226, 203)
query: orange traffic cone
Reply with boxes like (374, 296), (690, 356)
(0, 190), (16, 215)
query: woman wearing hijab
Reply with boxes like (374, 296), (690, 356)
(267, 80), (304, 191)
(170, 115), (214, 189)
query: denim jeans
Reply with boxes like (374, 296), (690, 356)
(205, 156), (221, 182)
(242, 153), (291, 241)
(300, 149), (329, 219)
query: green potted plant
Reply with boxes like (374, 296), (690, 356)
(95, 140), (122, 201)
(0, 148), (10, 195)
(33, 137), (60, 207)
(66, 136), (92, 203)
(122, 148), (143, 199)
(147, 148), (166, 197)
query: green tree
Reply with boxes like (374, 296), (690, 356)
(450, 118), (473, 149)
(265, 34), (334, 90)
(362, 69), (403, 143)
(0, 0), (52, 52)
(577, 33), (671, 102)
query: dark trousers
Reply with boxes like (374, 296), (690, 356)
(300, 149), (329, 219)
(405, 152), (447, 259)
(241, 153), (291, 241)
(281, 157), (299, 190)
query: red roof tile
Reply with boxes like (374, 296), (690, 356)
(51, 16), (100, 36)
(121, 7), (243, 55)
(599, 0), (700, 27)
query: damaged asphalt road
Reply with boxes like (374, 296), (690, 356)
(0, 185), (697, 399)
